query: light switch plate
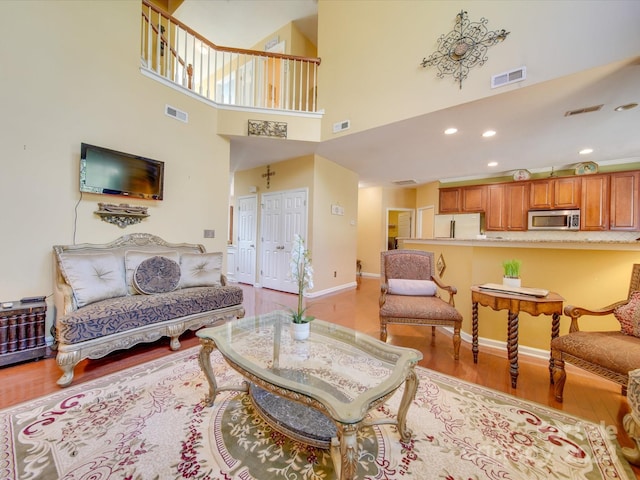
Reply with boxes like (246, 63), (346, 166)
(204, 229), (215, 238)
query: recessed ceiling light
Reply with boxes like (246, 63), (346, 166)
(482, 130), (496, 138)
(579, 148), (594, 155)
(615, 103), (638, 112)
(444, 127), (458, 135)
(487, 161), (498, 167)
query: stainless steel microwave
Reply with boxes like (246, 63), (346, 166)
(528, 209), (580, 230)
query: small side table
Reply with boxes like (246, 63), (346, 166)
(470, 286), (563, 388)
(0, 300), (47, 367)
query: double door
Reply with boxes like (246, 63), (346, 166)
(261, 189), (308, 293)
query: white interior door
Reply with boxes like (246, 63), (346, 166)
(261, 189), (307, 293)
(236, 195), (257, 285)
(398, 211), (411, 238)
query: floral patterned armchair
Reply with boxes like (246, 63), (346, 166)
(550, 264), (640, 402)
(379, 250), (462, 360)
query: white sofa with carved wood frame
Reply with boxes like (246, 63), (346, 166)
(52, 233), (244, 387)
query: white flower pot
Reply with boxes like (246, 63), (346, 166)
(503, 277), (521, 288)
(292, 322), (310, 341)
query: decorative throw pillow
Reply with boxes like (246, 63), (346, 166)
(124, 250), (180, 294)
(388, 278), (437, 296)
(133, 256), (181, 294)
(178, 252), (222, 289)
(58, 252), (127, 307)
(614, 291), (640, 337)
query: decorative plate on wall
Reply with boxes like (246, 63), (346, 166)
(575, 162), (599, 175)
(512, 169), (531, 181)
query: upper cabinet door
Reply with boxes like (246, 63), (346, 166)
(581, 174), (609, 231)
(529, 178), (580, 209)
(553, 177), (581, 209)
(610, 171), (640, 230)
(461, 185), (487, 212)
(439, 188), (461, 213)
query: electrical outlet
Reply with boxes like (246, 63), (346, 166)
(203, 229), (215, 238)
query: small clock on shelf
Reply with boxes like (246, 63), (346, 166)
(512, 169), (531, 181)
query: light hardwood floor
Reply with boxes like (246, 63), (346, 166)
(1, 278), (638, 477)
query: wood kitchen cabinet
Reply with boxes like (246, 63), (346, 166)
(439, 188), (461, 213)
(581, 174), (609, 230)
(610, 171), (640, 230)
(439, 185), (486, 213)
(485, 183), (529, 231)
(529, 177), (581, 210)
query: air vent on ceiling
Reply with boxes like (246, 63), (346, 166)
(165, 104), (188, 123)
(392, 179), (418, 186)
(564, 104), (604, 117)
(491, 66), (526, 88)
(332, 119), (350, 133)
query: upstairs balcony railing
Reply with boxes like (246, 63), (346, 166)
(141, 0), (321, 114)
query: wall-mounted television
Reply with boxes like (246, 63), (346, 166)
(80, 143), (164, 200)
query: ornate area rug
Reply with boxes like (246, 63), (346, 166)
(0, 347), (634, 480)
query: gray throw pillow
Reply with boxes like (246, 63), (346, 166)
(133, 256), (181, 294)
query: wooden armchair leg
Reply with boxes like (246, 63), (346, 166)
(380, 319), (388, 342)
(551, 354), (566, 402)
(452, 324), (461, 360)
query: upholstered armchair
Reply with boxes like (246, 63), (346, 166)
(379, 250), (462, 360)
(550, 264), (640, 402)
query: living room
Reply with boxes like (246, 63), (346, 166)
(1, 1), (640, 478)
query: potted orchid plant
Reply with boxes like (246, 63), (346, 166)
(290, 234), (314, 339)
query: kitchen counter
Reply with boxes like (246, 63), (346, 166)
(399, 237), (640, 251)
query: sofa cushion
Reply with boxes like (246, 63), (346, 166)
(614, 291), (640, 337)
(58, 252), (127, 308)
(179, 252), (222, 289)
(56, 285), (244, 345)
(124, 250), (179, 294)
(133, 256), (181, 294)
(388, 279), (437, 296)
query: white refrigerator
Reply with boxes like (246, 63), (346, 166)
(433, 213), (483, 239)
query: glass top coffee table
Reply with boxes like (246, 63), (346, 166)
(197, 310), (423, 480)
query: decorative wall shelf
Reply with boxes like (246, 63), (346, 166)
(94, 203), (149, 228)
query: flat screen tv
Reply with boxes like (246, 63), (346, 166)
(80, 143), (164, 200)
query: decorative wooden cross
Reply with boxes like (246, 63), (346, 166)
(262, 165), (276, 189)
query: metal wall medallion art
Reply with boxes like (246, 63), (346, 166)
(420, 10), (509, 89)
(248, 120), (287, 139)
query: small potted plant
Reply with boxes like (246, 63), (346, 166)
(289, 234), (314, 340)
(502, 259), (522, 288)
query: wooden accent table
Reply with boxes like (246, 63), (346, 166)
(471, 286), (564, 388)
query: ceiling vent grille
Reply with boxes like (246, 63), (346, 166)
(332, 120), (350, 133)
(392, 179), (418, 186)
(564, 104), (604, 117)
(165, 104), (188, 123)
(491, 66), (526, 88)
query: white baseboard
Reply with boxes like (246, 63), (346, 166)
(443, 327), (551, 360)
(306, 282), (358, 298)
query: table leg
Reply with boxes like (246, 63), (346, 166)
(472, 301), (479, 363)
(331, 423), (359, 480)
(549, 312), (561, 384)
(396, 367), (419, 442)
(507, 310), (519, 388)
(198, 339), (219, 406)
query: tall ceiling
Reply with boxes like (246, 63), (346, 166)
(174, 1), (640, 188)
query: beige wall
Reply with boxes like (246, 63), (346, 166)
(317, 0), (640, 140)
(357, 187), (417, 275)
(0, 2), (231, 327)
(233, 155), (358, 293)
